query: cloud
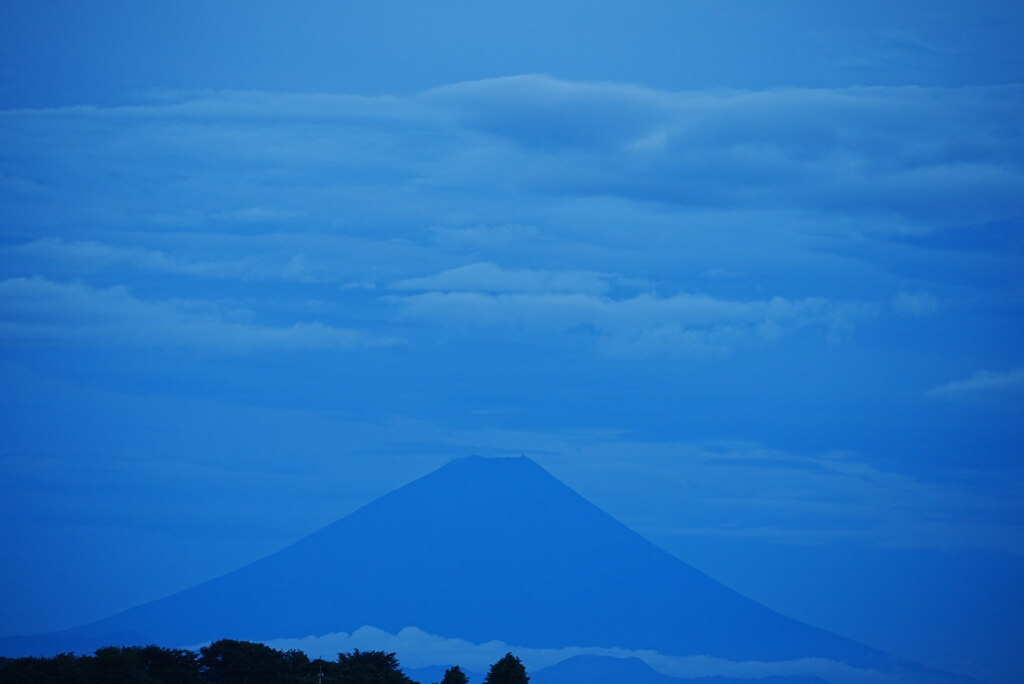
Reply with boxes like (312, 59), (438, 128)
(927, 368), (1024, 403)
(7, 77), (1021, 243)
(892, 291), (939, 317)
(831, 27), (954, 77)
(3, 77), (1021, 321)
(9, 89), (424, 126)
(390, 289), (873, 355)
(263, 624), (914, 684)
(0, 277), (398, 352)
(0, 90), (450, 234)
(8, 238), (246, 279)
(424, 75), (1024, 231)
(422, 75), (673, 151)
(4, 235), (443, 286)
(530, 438), (1024, 556)
(0, 77), (1018, 362)
(391, 262), (613, 295)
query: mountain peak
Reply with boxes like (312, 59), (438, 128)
(424, 453), (557, 491)
(371, 453), (574, 519)
(438, 453), (545, 473)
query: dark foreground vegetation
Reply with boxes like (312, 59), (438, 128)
(0, 640), (528, 684)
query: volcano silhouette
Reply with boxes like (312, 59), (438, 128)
(2, 456), (882, 667)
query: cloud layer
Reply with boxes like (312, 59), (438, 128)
(264, 624), (932, 684)
(0, 277), (395, 351)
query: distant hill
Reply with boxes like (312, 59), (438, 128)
(0, 456), (970, 683)
(531, 656), (830, 684)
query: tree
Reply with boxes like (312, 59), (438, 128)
(279, 649), (312, 683)
(308, 658), (340, 684)
(92, 645), (200, 684)
(138, 645), (202, 684)
(482, 653), (528, 684)
(199, 639), (288, 684)
(0, 653), (89, 684)
(93, 646), (158, 684)
(439, 665), (469, 684)
(336, 649), (417, 684)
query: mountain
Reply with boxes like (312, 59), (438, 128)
(0, 456), (905, 677)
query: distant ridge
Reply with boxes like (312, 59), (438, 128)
(0, 455), (902, 677)
(530, 655), (831, 684)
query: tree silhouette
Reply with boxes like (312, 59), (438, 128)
(336, 649), (417, 684)
(0, 652), (89, 684)
(199, 639), (289, 684)
(482, 653), (528, 684)
(439, 665), (469, 684)
(93, 645), (200, 684)
(0, 643), (427, 684)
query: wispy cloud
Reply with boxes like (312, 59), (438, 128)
(390, 288), (874, 355)
(536, 439), (1024, 556)
(927, 368), (1024, 403)
(395, 420), (1024, 556)
(0, 277), (398, 352)
(4, 235), (440, 286)
(8, 238), (249, 279)
(391, 262), (615, 295)
(892, 291), (939, 317)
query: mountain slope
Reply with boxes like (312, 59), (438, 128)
(1, 456), (881, 666)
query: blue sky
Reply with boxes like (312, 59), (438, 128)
(1, 1), (1023, 682)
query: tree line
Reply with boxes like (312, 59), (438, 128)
(0, 639), (529, 684)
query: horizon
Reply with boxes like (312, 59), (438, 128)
(2, 2), (1023, 683)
